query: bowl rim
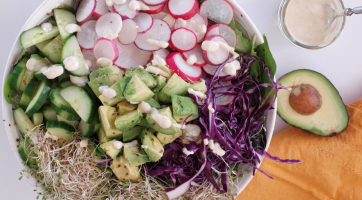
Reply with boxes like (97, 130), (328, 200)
(2, 0), (277, 197)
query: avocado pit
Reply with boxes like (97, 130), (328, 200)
(289, 84), (322, 115)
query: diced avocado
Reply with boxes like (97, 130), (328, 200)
(140, 130), (164, 162)
(115, 110), (143, 131)
(99, 106), (122, 139)
(123, 126), (145, 142)
(192, 79), (207, 93)
(88, 66), (124, 96)
(98, 127), (110, 143)
(144, 98), (160, 109)
(124, 75), (154, 103)
(171, 95), (199, 123)
(146, 107), (180, 135)
(56, 115), (79, 128)
(99, 77), (131, 106)
(158, 74), (192, 103)
(277, 69), (348, 136)
(99, 95), (125, 106)
(110, 156), (140, 181)
(152, 75), (167, 102)
(116, 100), (138, 114)
(90, 65), (123, 80)
(100, 139), (121, 160)
(157, 130), (183, 145)
(125, 68), (157, 88)
(138, 118), (151, 128)
(123, 145), (150, 166)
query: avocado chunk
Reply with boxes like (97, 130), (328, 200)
(157, 130), (183, 145)
(125, 68), (157, 88)
(99, 77), (131, 106)
(171, 95), (199, 123)
(99, 139), (121, 160)
(110, 156), (140, 181)
(146, 107), (180, 135)
(98, 127), (110, 143)
(138, 118), (151, 129)
(123, 145), (150, 166)
(152, 75), (167, 101)
(88, 66), (124, 96)
(114, 110), (143, 131)
(123, 126), (145, 142)
(192, 79), (207, 93)
(140, 130), (164, 162)
(144, 98), (160, 109)
(90, 65), (123, 81)
(158, 74), (192, 103)
(277, 69), (348, 136)
(116, 100), (138, 114)
(124, 75), (154, 103)
(99, 106), (122, 139)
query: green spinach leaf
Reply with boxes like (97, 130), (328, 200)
(229, 19), (252, 54)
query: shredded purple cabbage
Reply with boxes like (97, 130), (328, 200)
(145, 55), (300, 199)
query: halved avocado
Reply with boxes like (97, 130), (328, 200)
(277, 69), (348, 136)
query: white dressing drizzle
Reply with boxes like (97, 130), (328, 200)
(141, 145), (148, 149)
(41, 65), (64, 79)
(41, 22), (53, 32)
(186, 54), (197, 66)
(98, 85), (117, 99)
(182, 147), (195, 156)
(129, 0), (150, 11)
(124, 140), (138, 147)
(177, 18), (187, 25)
(26, 58), (37, 71)
(222, 60), (241, 76)
(163, 14), (176, 29)
(65, 24), (81, 33)
(151, 55), (166, 66)
(188, 88), (207, 100)
(146, 39), (169, 48)
(208, 103), (215, 113)
(63, 56), (80, 71)
(146, 66), (170, 78)
(201, 41), (220, 52)
(79, 138), (88, 148)
(138, 102), (172, 129)
(44, 132), (58, 141)
(196, 24), (207, 34)
(113, 141), (124, 149)
(96, 57), (113, 68)
(106, 0), (114, 6)
(70, 75), (89, 87)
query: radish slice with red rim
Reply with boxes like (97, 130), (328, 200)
(113, 0), (138, 19)
(166, 52), (202, 82)
(76, 0), (96, 22)
(118, 19), (138, 45)
(143, 3), (166, 14)
(77, 20), (100, 50)
(202, 35), (229, 65)
(167, 0), (199, 20)
(95, 13), (123, 39)
(114, 40), (153, 69)
(133, 13), (154, 33)
(150, 11), (168, 19)
(142, 0), (168, 6)
(82, 49), (98, 72)
(214, 82), (235, 106)
(174, 13), (207, 43)
(94, 0), (110, 18)
(202, 64), (228, 77)
(200, 0), (234, 24)
(205, 23), (237, 48)
(153, 48), (170, 60)
(93, 38), (119, 62)
(181, 44), (206, 67)
(134, 19), (171, 51)
(169, 28), (197, 52)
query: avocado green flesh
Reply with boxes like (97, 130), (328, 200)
(171, 95), (199, 123)
(125, 68), (157, 89)
(277, 69), (348, 136)
(124, 75), (154, 102)
(158, 74), (192, 103)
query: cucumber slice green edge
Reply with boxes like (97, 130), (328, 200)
(24, 79), (52, 116)
(19, 78), (39, 109)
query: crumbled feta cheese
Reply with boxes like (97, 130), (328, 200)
(96, 57), (113, 68)
(146, 39), (169, 48)
(196, 24), (207, 34)
(65, 24), (81, 33)
(70, 75), (89, 87)
(63, 56), (80, 71)
(146, 66), (170, 78)
(202, 41), (220, 52)
(186, 54), (197, 66)
(182, 147), (195, 156)
(113, 141), (124, 149)
(151, 55), (166, 66)
(188, 88), (207, 100)
(41, 22), (53, 32)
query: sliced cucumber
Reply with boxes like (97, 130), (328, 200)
(4, 74), (20, 104)
(50, 103), (81, 121)
(56, 73), (69, 83)
(20, 25), (59, 49)
(59, 85), (96, 123)
(79, 117), (100, 137)
(46, 121), (75, 141)
(53, 8), (76, 40)
(19, 78), (39, 109)
(19, 69), (34, 92)
(59, 79), (73, 88)
(32, 112), (43, 126)
(34, 71), (47, 80)
(14, 108), (35, 136)
(18, 137), (39, 169)
(61, 36), (89, 76)
(35, 38), (52, 51)
(42, 106), (57, 121)
(9, 57), (28, 92)
(56, 115), (79, 128)
(50, 87), (77, 114)
(47, 16), (57, 26)
(25, 79), (52, 116)
(41, 35), (64, 63)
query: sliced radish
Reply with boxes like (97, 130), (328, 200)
(113, 0), (138, 19)
(167, 0), (199, 20)
(181, 44), (206, 67)
(202, 35), (229, 65)
(118, 19), (138, 45)
(114, 40), (153, 69)
(93, 38), (119, 62)
(174, 13), (207, 43)
(82, 49), (98, 72)
(133, 13), (153, 33)
(77, 20), (100, 50)
(134, 19), (171, 51)
(143, 3), (166, 14)
(142, 0), (167, 6)
(153, 48), (170, 60)
(166, 52), (202, 82)
(205, 23), (237, 48)
(76, 0), (96, 22)
(199, 12), (209, 27)
(150, 11), (168, 19)
(95, 13), (123, 39)
(200, 0), (234, 24)
(94, 0), (110, 18)
(169, 28), (197, 52)
(214, 82), (235, 106)
(202, 64), (228, 77)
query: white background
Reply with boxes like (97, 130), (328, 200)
(0, 0), (361, 199)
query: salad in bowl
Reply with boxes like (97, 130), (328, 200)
(3, 0), (298, 199)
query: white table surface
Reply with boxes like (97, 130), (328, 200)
(0, 0), (361, 199)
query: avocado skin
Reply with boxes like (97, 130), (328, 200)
(277, 69), (348, 137)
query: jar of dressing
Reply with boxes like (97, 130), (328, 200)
(278, 0), (346, 49)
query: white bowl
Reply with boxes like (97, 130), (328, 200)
(2, 0), (277, 197)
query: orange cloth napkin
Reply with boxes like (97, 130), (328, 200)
(236, 99), (362, 200)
